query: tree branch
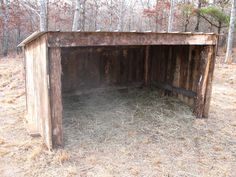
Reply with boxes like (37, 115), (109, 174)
(20, 1), (40, 17)
(199, 14), (220, 28)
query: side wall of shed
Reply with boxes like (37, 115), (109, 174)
(150, 45), (202, 107)
(25, 35), (52, 149)
(150, 45), (216, 117)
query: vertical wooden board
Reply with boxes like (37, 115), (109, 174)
(155, 46), (162, 82)
(172, 46), (181, 89)
(102, 49), (113, 84)
(159, 46), (166, 83)
(120, 48), (129, 84)
(185, 46), (194, 106)
(179, 46), (189, 88)
(114, 48), (121, 84)
(24, 35), (52, 149)
(165, 46), (172, 83)
(99, 48), (105, 85)
(192, 47), (202, 93)
(203, 46), (216, 117)
(179, 46), (189, 103)
(89, 48), (101, 86)
(80, 47), (101, 88)
(194, 46), (214, 118)
(127, 48), (133, 82)
(144, 46), (150, 86)
(49, 47), (63, 147)
(138, 47), (145, 81)
(131, 48), (137, 81)
(150, 46), (154, 82)
(165, 46), (174, 95)
(59, 48), (71, 92)
(110, 48), (116, 84)
(38, 38), (52, 149)
(150, 46), (159, 82)
(163, 46), (169, 83)
(25, 46), (39, 135)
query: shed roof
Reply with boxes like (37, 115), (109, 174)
(18, 31), (217, 47)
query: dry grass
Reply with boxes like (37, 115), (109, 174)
(28, 144), (45, 161)
(0, 55), (236, 177)
(53, 149), (71, 164)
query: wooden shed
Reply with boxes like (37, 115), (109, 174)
(19, 31), (217, 149)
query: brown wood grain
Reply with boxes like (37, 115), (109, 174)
(194, 46), (214, 118)
(144, 46), (150, 87)
(49, 47), (63, 148)
(46, 32), (217, 47)
(24, 35), (52, 149)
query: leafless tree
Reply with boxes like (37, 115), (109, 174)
(39, 0), (48, 31)
(1, 0), (10, 56)
(72, 0), (80, 31)
(168, 0), (174, 32)
(194, 0), (202, 31)
(225, 0), (236, 63)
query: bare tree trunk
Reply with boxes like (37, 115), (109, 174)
(109, 0), (113, 31)
(1, 0), (9, 57)
(216, 21), (222, 55)
(16, 26), (21, 54)
(39, 0), (48, 31)
(194, 0), (202, 32)
(93, 0), (99, 30)
(225, 0), (236, 63)
(168, 0), (174, 32)
(184, 19), (189, 32)
(81, 0), (86, 31)
(155, 12), (158, 32)
(118, 0), (125, 31)
(72, 0), (80, 31)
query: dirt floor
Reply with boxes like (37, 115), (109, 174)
(0, 54), (236, 177)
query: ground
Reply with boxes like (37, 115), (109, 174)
(0, 53), (236, 177)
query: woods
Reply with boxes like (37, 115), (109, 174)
(225, 0), (236, 63)
(0, 0), (235, 61)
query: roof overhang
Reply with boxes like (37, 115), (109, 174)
(18, 31), (217, 47)
(18, 31), (47, 47)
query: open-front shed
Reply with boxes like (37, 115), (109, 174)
(19, 31), (217, 149)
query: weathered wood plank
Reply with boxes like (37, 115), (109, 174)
(24, 34), (52, 149)
(46, 32), (217, 47)
(144, 46), (150, 86)
(49, 47), (63, 148)
(203, 46), (216, 117)
(152, 82), (197, 98)
(25, 45), (39, 135)
(194, 46), (214, 118)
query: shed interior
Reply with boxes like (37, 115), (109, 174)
(61, 45), (202, 105)
(60, 45), (203, 146)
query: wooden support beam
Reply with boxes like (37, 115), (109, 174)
(49, 47), (63, 148)
(144, 46), (150, 87)
(152, 82), (197, 98)
(203, 46), (216, 117)
(194, 46), (214, 118)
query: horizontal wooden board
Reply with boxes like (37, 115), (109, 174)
(47, 32), (217, 47)
(19, 31), (217, 47)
